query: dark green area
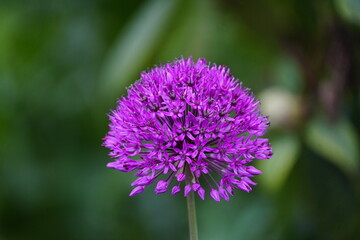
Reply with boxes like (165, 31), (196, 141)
(1, 0), (359, 239)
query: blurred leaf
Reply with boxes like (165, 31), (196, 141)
(273, 55), (302, 93)
(200, 197), (274, 240)
(259, 134), (300, 192)
(100, 0), (178, 100)
(157, 0), (217, 60)
(335, 0), (360, 26)
(306, 116), (359, 176)
(0, 8), (17, 71)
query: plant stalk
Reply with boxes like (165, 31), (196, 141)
(187, 190), (198, 240)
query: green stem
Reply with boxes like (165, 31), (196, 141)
(187, 190), (198, 240)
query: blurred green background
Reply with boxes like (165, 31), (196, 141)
(1, 0), (359, 239)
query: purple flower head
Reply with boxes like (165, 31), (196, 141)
(103, 57), (272, 201)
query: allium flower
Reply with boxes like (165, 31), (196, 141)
(103, 57), (272, 201)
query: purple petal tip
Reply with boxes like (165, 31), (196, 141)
(210, 189), (220, 202)
(129, 186), (145, 197)
(155, 180), (169, 194)
(171, 186), (181, 195)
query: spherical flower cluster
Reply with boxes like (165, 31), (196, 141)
(103, 57), (272, 201)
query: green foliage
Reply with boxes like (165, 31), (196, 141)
(259, 134), (300, 193)
(306, 115), (359, 176)
(0, 0), (359, 239)
(335, 0), (360, 25)
(101, 0), (179, 100)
